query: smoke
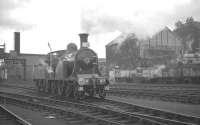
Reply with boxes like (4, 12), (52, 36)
(81, 10), (134, 34)
(81, 9), (155, 39)
(80, 0), (200, 39)
(39, 59), (53, 73)
(39, 59), (48, 66)
(0, 0), (32, 30)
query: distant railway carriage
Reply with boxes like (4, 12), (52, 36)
(34, 34), (109, 99)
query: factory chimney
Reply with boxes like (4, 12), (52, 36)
(14, 32), (20, 55)
(79, 33), (89, 48)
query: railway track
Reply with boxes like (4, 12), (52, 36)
(4, 82), (198, 103)
(0, 104), (31, 125)
(110, 83), (200, 88)
(0, 91), (199, 125)
(80, 97), (200, 125)
(2, 82), (200, 104)
(0, 91), (165, 125)
(1, 83), (200, 125)
(108, 88), (200, 104)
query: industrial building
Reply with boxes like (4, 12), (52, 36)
(105, 27), (193, 82)
(140, 27), (183, 66)
(0, 32), (46, 81)
(106, 27), (183, 71)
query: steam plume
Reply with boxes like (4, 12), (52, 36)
(80, 0), (200, 39)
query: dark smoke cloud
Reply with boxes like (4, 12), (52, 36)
(80, 0), (200, 38)
(81, 10), (134, 34)
(81, 9), (155, 39)
(0, 0), (32, 30)
(80, 9), (150, 38)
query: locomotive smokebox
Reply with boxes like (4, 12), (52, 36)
(79, 33), (89, 48)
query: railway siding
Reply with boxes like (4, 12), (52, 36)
(1, 82), (200, 124)
(0, 104), (32, 125)
(109, 84), (200, 104)
(0, 93), (164, 125)
(0, 90), (199, 125)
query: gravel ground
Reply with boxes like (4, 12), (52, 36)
(110, 82), (200, 104)
(107, 95), (200, 117)
(1, 104), (68, 125)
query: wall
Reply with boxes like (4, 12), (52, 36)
(19, 54), (46, 80)
(140, 27), (183, 66)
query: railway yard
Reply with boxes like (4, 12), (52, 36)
(1, 1), (200, 124)
(1, 21), (200, 125)
(0, 80), (200, 125)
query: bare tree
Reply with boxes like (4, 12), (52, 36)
(186, 17), (194, 24)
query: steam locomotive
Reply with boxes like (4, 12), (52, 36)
(34, 33), (109, 99)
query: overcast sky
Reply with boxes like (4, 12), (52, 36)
(0, 0), (200, 58)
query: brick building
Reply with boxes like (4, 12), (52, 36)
(18, 53), (46, 80)
(0, 32), (46, 81)
(140, 27), (183, 66)
(106, 27), (183, 72)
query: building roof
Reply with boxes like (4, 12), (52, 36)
(141, 26), (182, 46)
(106, 33), (135, 47)
(151, 26), (171, 38)
(154, 26), (181, 40)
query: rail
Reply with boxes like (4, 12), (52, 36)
(0, 104), (32, 125)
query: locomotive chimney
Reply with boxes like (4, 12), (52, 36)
(14, 32), (20, 55)
(79, 33), (89, 48)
